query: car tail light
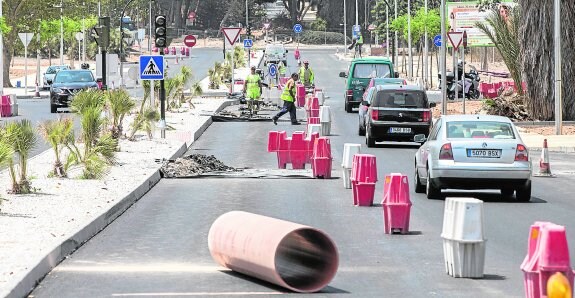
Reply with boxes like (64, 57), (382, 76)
(439, 143), (453, 160)
(403, 80), (408, 85)
(422, 111), (431, 122)
(515, 144), (529, 161)
(346, 89), (353, 98)
(371, 109), (379, 121)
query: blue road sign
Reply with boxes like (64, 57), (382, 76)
(139, 55), (164, 80)
(243, 38), (253, 49)
(268, 63), (277, 77)
(293, 24), (303, 34)
(434, 35), (442, 47)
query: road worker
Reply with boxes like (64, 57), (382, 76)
(273, 72), (300, 125)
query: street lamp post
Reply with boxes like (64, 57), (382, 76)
(246, 0), (250, 67)
(344, 0), (347, 55)
(0, 0), (4, 94)
(407, 0), (412, 80)
(54, 0), (64, 66)
(120, 0), (137, 88)
(554, 0), (562, 134)
(440, 0), (447, 114)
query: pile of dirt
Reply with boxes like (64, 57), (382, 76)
(160, 154), (235, 178)
(480, 89), (531, 121)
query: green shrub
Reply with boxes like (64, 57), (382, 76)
(298, 31), (352, 45)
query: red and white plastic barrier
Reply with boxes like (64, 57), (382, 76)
(350, 154), (378, 206)
(382, 173), (412, 234)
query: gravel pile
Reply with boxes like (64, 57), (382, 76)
(161, 154), (235, 178)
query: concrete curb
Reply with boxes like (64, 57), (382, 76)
(5, 100), (229, 298)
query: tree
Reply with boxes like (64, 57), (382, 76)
(519, 0), (575, 121)
(476, 6), (523, 95)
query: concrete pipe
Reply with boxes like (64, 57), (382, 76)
(208, 211), (339, 293)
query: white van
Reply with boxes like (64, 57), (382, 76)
(263, 43), (288, 66)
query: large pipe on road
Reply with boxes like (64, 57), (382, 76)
(208, 211), (339, 293)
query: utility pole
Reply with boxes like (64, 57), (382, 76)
(246, 0), (250, 67)
(149, 0), (155, 107)
(0, 1), (4, 94)
(440, 0), (447, 115)
(554, 0), (562, 134)
(386, 5), (389, 57)
(407, 0), (412, 80)
(59, 0), (64, 65)
(82, 2), (86, 63)
(394, 0), (398, 67)
(424, 0), (428, 88)
(344, 0), (347, 55)
(355, 0), (359, 26)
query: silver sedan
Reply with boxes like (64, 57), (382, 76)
(413, 115), (532, 201)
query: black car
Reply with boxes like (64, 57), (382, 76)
(49, 70), (98, 113)
(359, 84), (435, 147)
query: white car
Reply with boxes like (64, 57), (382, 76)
(414, 115), (532, 201)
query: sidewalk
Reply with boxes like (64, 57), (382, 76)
(518, 131), (575, 153)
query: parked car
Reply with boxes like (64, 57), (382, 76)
(339, 57), (400, 113)
(43, 65), (70, 90)
(359, 84), (434, 146)
(362, 77), (407, 102)
(413, 115), (532, 201)
(49, 70), (98, 113)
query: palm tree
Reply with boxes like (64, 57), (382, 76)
(105, 89), (136, 139)
(476, 6), (523, 95)
(129, 107), (160, 140)
(39, 117), (74, 177)
(0, 128), (15, 194)
(5, 120), (37, 193)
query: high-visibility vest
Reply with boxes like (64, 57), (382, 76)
(299, 67), (314, 84)
(357, 35), (364, 45)
(246, 74), (260, 92)
(281, 79), (295, 102)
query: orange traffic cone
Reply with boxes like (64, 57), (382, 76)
(33, 83), (41, 98)
(538, 139), (554, 177)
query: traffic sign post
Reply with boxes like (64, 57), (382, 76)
(139, 55), (165, 80)
(184, 35), (197, 48)
(447, 31), (463, 50)
(18, 33), (34, 95)
(293, 24), (303, 47)
(268, 63), (277, 78)
(434, 35), (442, 47)
(222, 27), (242, 94)
(243, 38), (253, 49)
(462, 31), (468, 114)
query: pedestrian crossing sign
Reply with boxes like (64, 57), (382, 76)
(139, 55), (164, 80)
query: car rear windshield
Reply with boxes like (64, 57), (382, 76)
(446, 121), (516, 139)
(54, 71), (94, 83)
(352, 63), (391, 79)
(47, 66), (68, 74)
(373, 90), (428, 108)
(266, 45), (284, 55)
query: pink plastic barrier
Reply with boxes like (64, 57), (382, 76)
(305, 96), (320, 119)
(296, 84), (306, 107)
(311, 137), (332, 179)
(1, 95), (12, 117)
(279, 77), (289, 87)
(305, 132), (319, 164)
(520, 221), (575, 298)
(382, 174), (412, 234)
(186, 48), (190, 56)
(308, 117), (320, 125)
(268, 131), (319, 169)
(351, 154), (378, 207)
(290, 132), (307, 169)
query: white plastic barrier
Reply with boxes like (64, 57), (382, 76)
(307, 124), (321, 138)
(10, 95), (18, 116)
(315, 91), (325, 106)
(319, 106), (332, 136)
(441, 197), (486, 278)
(341, 143), (361, 189)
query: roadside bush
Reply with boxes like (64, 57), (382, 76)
(39, 117), (74, 178)
(3, 120), (37, 194)
(299, 31), (351, 45)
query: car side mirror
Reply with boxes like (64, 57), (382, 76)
(414, 134), (427, 143)
(429, 102), (437, 108)
(339, 72), (347, 78)
(262, 50), (266, 53)
(285, 50), (288, 53)
(47, 79), (52, 84)
(361, 100), (370, 107)
(394, 72), (400, 78)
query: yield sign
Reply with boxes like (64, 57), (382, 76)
(222, 27), (242, 48)
(447, 32), (463, 50)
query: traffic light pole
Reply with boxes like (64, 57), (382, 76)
(102, 49), (107, 90)
(160, 50), (166, 138)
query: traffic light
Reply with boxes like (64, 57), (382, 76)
(247, 25), (252, 37)
(155, 15), (167, 48)
(92, 16), (110, 48)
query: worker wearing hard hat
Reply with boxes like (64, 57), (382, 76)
(298, 60), (314, 88)
(243, 66), (263, 109)
(273, 72), (300, 125)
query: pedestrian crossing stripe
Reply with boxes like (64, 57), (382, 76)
(143, 59), (161, 75)
(139, 55), (164, 80)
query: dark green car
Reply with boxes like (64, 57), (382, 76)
(339, 57), (399, 113)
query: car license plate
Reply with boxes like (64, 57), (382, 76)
(389, 127), (412, 133)
(467, 149), (502, 158)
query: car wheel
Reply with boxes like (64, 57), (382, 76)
(366, 128), (375, 148)
(358, 121), (366, 136)
(345, 102), (352, 113)
(516, 181), (532, 202)
(426, 168), (441, 200)
(501, 188), (514, 198)
(50, 104), (57, 113)
(414, 167), (425, 193)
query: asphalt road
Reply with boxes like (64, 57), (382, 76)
(1, 48), (223, 159)
(31, 49), (575, 297)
